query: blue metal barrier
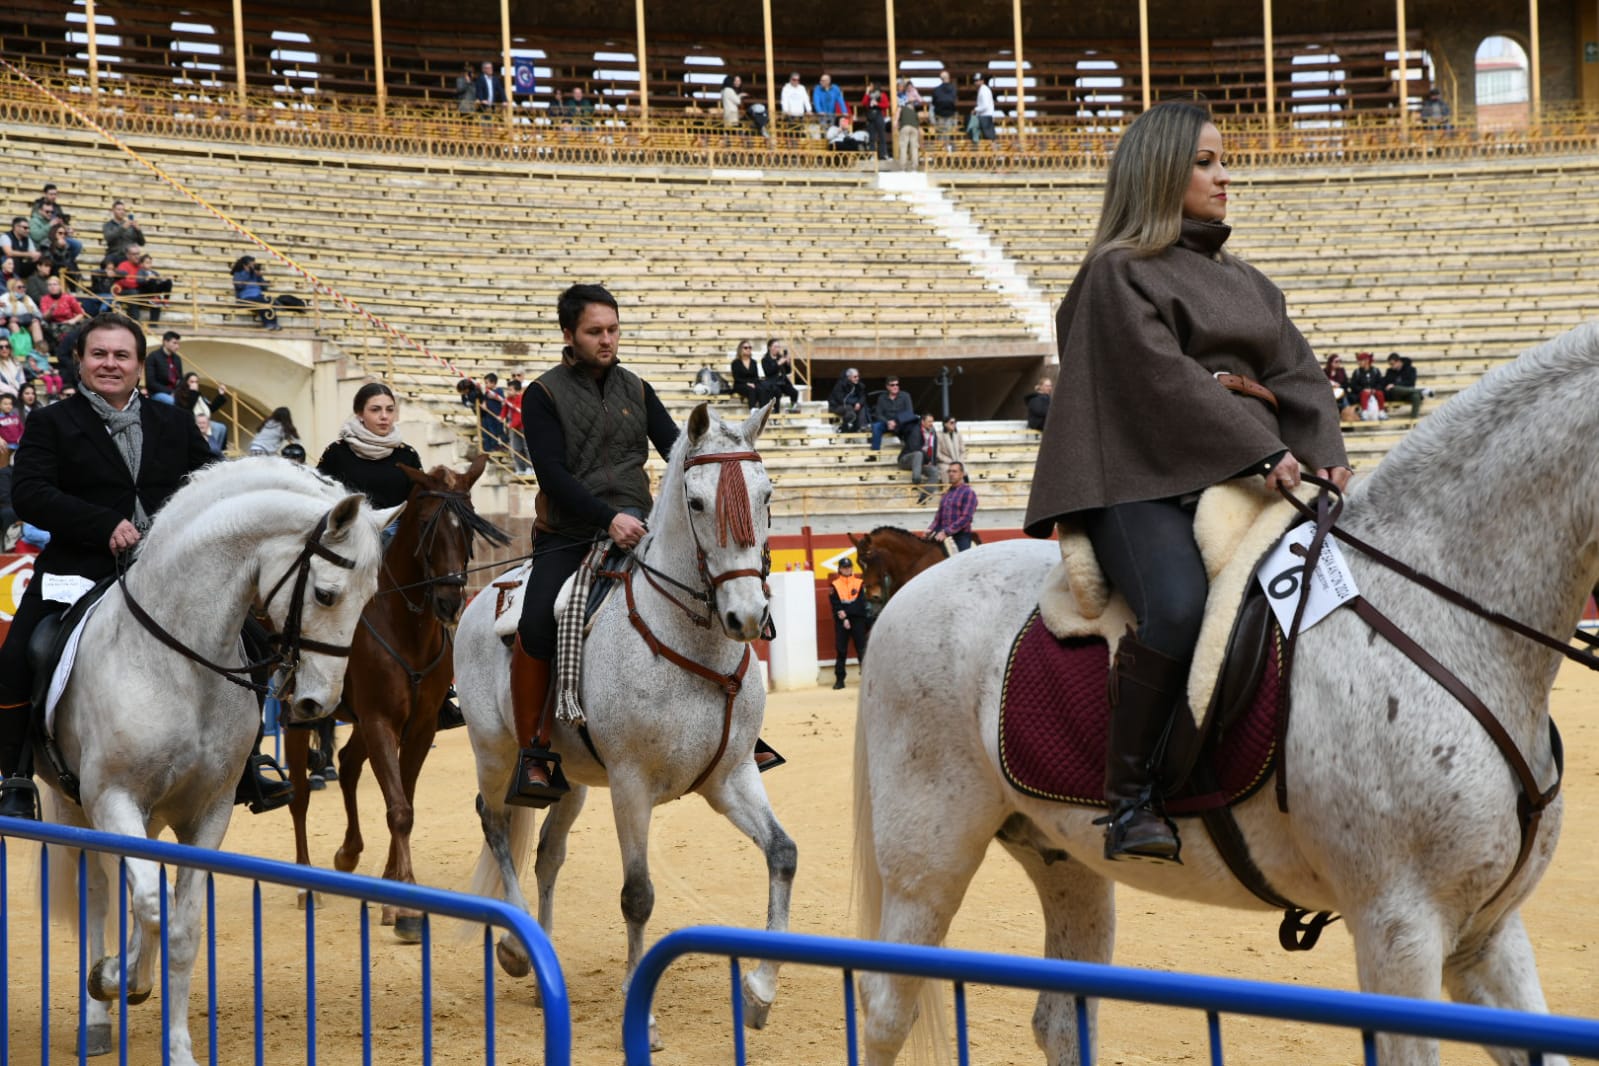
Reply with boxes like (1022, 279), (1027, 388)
(0, 817), (571, 1065)
(623, 926), (1599, 1066)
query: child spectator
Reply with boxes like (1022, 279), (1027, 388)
(0, 280), (46, 354)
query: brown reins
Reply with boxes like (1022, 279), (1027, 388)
(118, 510), (361, 696)
(1271, 476), (1572, 911)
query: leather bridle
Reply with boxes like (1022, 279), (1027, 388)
(120, 509), (361, 696)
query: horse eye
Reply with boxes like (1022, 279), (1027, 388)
(689, 498), (706, 512)
(314, 587), (337, 607)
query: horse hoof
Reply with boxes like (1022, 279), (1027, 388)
(333, 848), (360, 874)
(741, 978), (775, 1030)
(125, 986), (152, 1006)
(380, 904), (396, 927)
(650, 1017), (663, 1052)
(79, 1021), (113, 1057)
(296, 889), (325, 911)
(88, 959), (118, 1002)
(495, 937), (531, 979)
(393, 915), (425, 944)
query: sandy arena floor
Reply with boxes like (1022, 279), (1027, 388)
(5, 666), (1598, 1065)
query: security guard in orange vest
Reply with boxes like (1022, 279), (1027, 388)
(828, 558), (870, 689)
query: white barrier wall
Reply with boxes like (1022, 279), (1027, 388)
(766, 569), (819, 691)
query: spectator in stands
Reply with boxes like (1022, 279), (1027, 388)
(1420, 88), (1452, 129)
(896, 80), (924, 171)
(23, 260), (53, 305)
(935, 415), (965, 484)
(1382, 352), (1433, 418)
(1324, 353), (1354, 418)
(761, 339), (800, 413)
(0, 396), (21, 449)
(196, 411), (227, 457)
(231, 255), (287, 330)
(720, 75), (746, 133)
(826, 115), (870, 152)
(1022, 101), (1349, 864)
(28, 201), (58, 252)
(455, 61), (478, 117)
(896, 410), (937, 503)
(1024, 376), (1053, 430)
(39, 185), (81, 261)
(475, 60), (507, 115)
(780, 73), (812, 133)
(729, 339), (767, 408)
(970, 72), (997, 142)
(504, 373), (531, 472)
(869, 376), (915, 451)
(248, 406), (299, 455)
(926, 461), (977, 551)
(481, 371), (508, 451)
(85, 253), (121, 316)
(101, 201), (144, 264)
(1, 280), (46, 355)
(812, 74), (845, 132)
(18, 333), (56, 397)
(146, 331), (184, 405)
(561, 86), (598, 130)
(827, 367), (867, 432)
(1348, 350), (1386, 420)
(45, 224), (80, 283)
(0, 338), (26, 398)
(860, 80), (891, 160)
(0, 218), (41, 281)
(828, 557), (869, 689)
(930, 69), (959, 138)
(15, 383), (42, 422)
(116, 247), (172, 323)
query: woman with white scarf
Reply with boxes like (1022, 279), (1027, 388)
(315, 383), (421, 513)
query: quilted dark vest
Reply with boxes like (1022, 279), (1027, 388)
(535, 360), (652, 537)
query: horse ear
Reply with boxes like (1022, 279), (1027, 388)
(325, 493), (367, 539)
(462, 452), (490, 488)
(847, 532), (864, 551)
(687, 402), (711, 443)
(369, 502), (407, 532)
(741, 401), (772, 443)
(398, 464), (428, 487)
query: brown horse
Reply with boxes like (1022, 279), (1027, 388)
(284, 456), (509, 938)
(848, 525), (980, 609)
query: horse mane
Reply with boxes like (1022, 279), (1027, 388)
(1356, 322), (1599, 505)
(866, 525), (922, 540)
(136, 456), (374, 569)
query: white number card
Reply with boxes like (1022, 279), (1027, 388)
(1257, 521), (1360, 634)
(40, 573), (96, 608)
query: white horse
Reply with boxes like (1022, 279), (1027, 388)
(852, 324), (1599, 1066)
(41, 458), (397, 1066)
(456, 402), (795, 1046)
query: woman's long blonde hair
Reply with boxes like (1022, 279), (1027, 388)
(1086, 101), (1213, 263)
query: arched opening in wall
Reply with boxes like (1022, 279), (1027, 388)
(1074, 55), (1124, 132)
(269, 30), (319, 110)
(1288, 45), (1346, 128)
(590, 44), (639, 115)
(1475, 34), (1529, 130)
(682, 47), (726, 107)
(169, 19), (224, 99)
(1385, 45), (1436, 117)
(987, 52), (1036, 125)
(65, 0), (124, 91)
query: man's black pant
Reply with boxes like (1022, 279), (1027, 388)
(515, 530), (592, 661)
(833, 616), (868, 682)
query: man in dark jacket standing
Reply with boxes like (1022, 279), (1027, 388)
(0, 313), (280, 818)
(828, 558), (869, 689)
(146, 330), (184, 405)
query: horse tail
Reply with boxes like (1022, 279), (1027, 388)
(40, 792), (86, 933)
(465, 804), (538, 900)
(851, 676), (952, 1066)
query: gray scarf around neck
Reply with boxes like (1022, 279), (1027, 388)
(84, 388), (150, 531)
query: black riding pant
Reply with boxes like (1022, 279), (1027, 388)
(1080, 497), (1207, 663)
(515, 530), (592, 661)
(832, 616), (868, 681)
(0, 577), (55, 709)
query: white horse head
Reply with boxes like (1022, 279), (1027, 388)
(134, 456), (401, 722)
(645, 401), (773, 641)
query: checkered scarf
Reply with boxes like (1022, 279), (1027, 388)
(555, 540), (610, 726)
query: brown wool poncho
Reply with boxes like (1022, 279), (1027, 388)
(1023, 218), (1347, 538)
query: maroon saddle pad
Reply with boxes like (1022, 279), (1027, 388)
(998, 610), (1283, 812)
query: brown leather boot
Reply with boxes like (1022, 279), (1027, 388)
(1098, 629), (1185, 863)
(506, 636), (569, 808)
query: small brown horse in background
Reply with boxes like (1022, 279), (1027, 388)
(284, 456), (509, 939)
(848, 526), (981, 610)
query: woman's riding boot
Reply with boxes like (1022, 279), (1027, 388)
(1099, 630), (1185, 864)
(436, 684), (466, 730)
(507, 637), (569, 808)
(0, 701), (39, 821)
(235, 727), (293, 814)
